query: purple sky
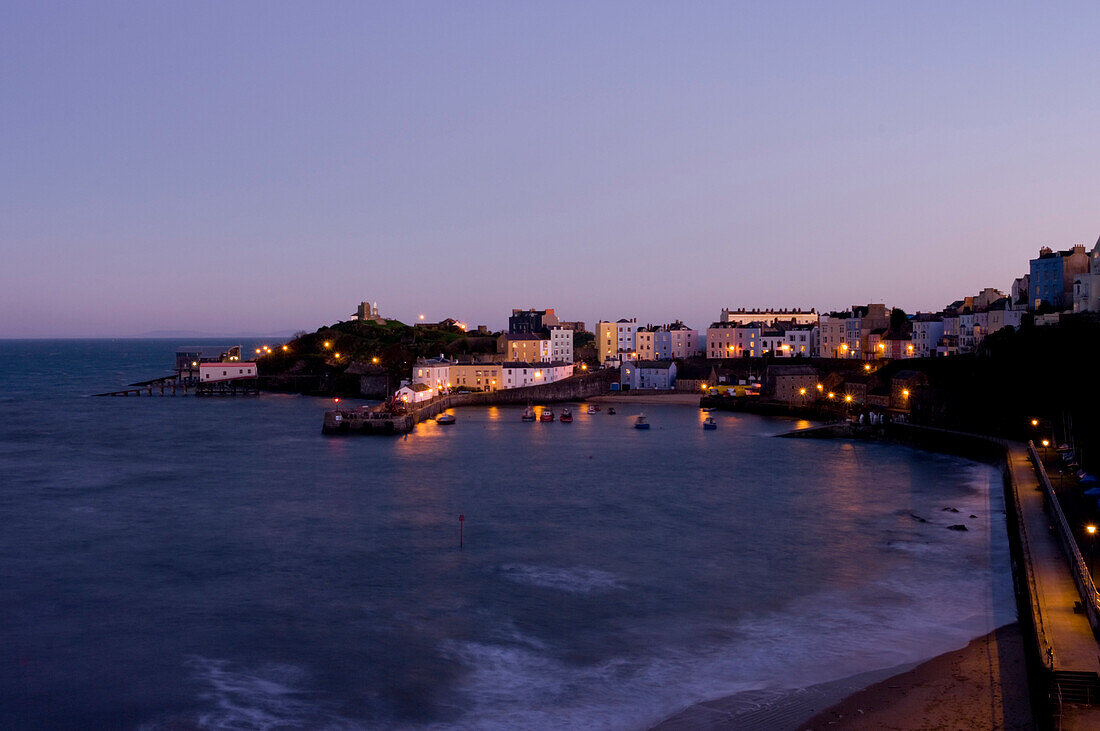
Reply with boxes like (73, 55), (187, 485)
(2, 2), (1099, 337)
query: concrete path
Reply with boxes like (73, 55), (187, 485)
(1007, 444), (1100, 674)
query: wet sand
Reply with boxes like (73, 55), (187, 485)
(654, 624), (1032, 730)
(798, 623), (1032, 729)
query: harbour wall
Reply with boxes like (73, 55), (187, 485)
(325, 369), (619, 434)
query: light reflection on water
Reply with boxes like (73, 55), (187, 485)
(0, 342), (1015, 730)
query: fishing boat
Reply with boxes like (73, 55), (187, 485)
(591, 404), (601, 412)
(586, 405), (598, 415)
(702, 416), (717, 430)
(560, 408), (573, 423)
(634, 414), (650, 430)
(607, 407), (616, 415)
(540, 408), (555, 422)
(521, 406), (536, 422)
(436, 413), (456, 425)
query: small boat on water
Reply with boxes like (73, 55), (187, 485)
(702, 416), (717, 430)
(522, 406), (536, 422)
(586, 405), (598, 415)
(592, 404), (601, 412)
(634, 414), (650, 430)
(560, 408), (573, 423)
(540, 408), (555, 422)
(436, 413), (456, 425)
(607, 407), (616, 415)
(701, 407), (714, 413)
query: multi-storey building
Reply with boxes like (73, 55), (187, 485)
(448, 363), (503, 391)
(508, 308), (560, 334)
(668, 322), (700, 358)
(549, 327), (573, 363)
(818, 315), (847, 358)
(706, 322), (762, 359)
(500, 361), (574, 389)
(911, 315), (944, 358)
(498, 333), (550, 362)
(1072, 237), (1100, 313)
(411, 356), (453, 390)
(1029, 245), (1090, 310)
(597, 319), (641, 364)
(721, 308), (818, 326)
(783, 325), (818, 357)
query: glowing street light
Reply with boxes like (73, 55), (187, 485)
(323, 341), (331, 349)
(816, 383), (823, 392)
(1088, 525), (1098, 577)
(372, 357), (379, 364)
(902, 389), (910, 398)
(799, 387), (807, 396)
(827, 392), (835, 400)
(844, 394), (852, 403)
(864, 364), (872, 372)
(282, 345), (289, 352)
(1031, 419), (1039, 427)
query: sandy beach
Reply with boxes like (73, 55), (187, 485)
(798, 623), (1032, 730)
(655, 624), (1032, 730)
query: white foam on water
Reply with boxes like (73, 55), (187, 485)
(498, 564), (626, 594)
(183, 656), (359, 730)
(424, 468), (1015, 730)
(431, 570), (1011, 730)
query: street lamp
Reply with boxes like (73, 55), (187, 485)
(1087, 525), (1097, 579)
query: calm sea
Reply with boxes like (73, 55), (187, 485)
(0, 340), (1015, 729)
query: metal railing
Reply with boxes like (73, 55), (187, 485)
(1028, 440), (1100, 634)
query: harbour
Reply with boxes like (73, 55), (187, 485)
(0, 339), (1017, 729)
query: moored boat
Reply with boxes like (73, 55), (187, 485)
(540, 408), (555, 422)
(607, 407), (616, 415)
(702, 416), (717, 430)
(560, 408), (573, 423)
(522, 406), (536, 422)
(586, 405), (597, 415)
(634, 414), (650, 430)
(436, 413), (456, 425)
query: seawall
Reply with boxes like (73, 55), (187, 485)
(323, 369), (619, 434)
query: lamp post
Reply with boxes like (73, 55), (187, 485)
(1087, 525), (1097, 581)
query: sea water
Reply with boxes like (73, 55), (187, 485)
(0, 340), (1016, 729)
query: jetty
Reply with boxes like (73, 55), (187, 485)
(781, 421), (1100, 727)
(322, 368), (618, 435)
(94, 375), (258, 397)
(94, 375), (188, 397)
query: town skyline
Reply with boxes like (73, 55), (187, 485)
(1, 235), (1090, 340)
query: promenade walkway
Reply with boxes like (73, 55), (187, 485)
(1008, 444), (1100, 673)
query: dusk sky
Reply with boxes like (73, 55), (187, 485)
(2, 1), (1099, 337)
